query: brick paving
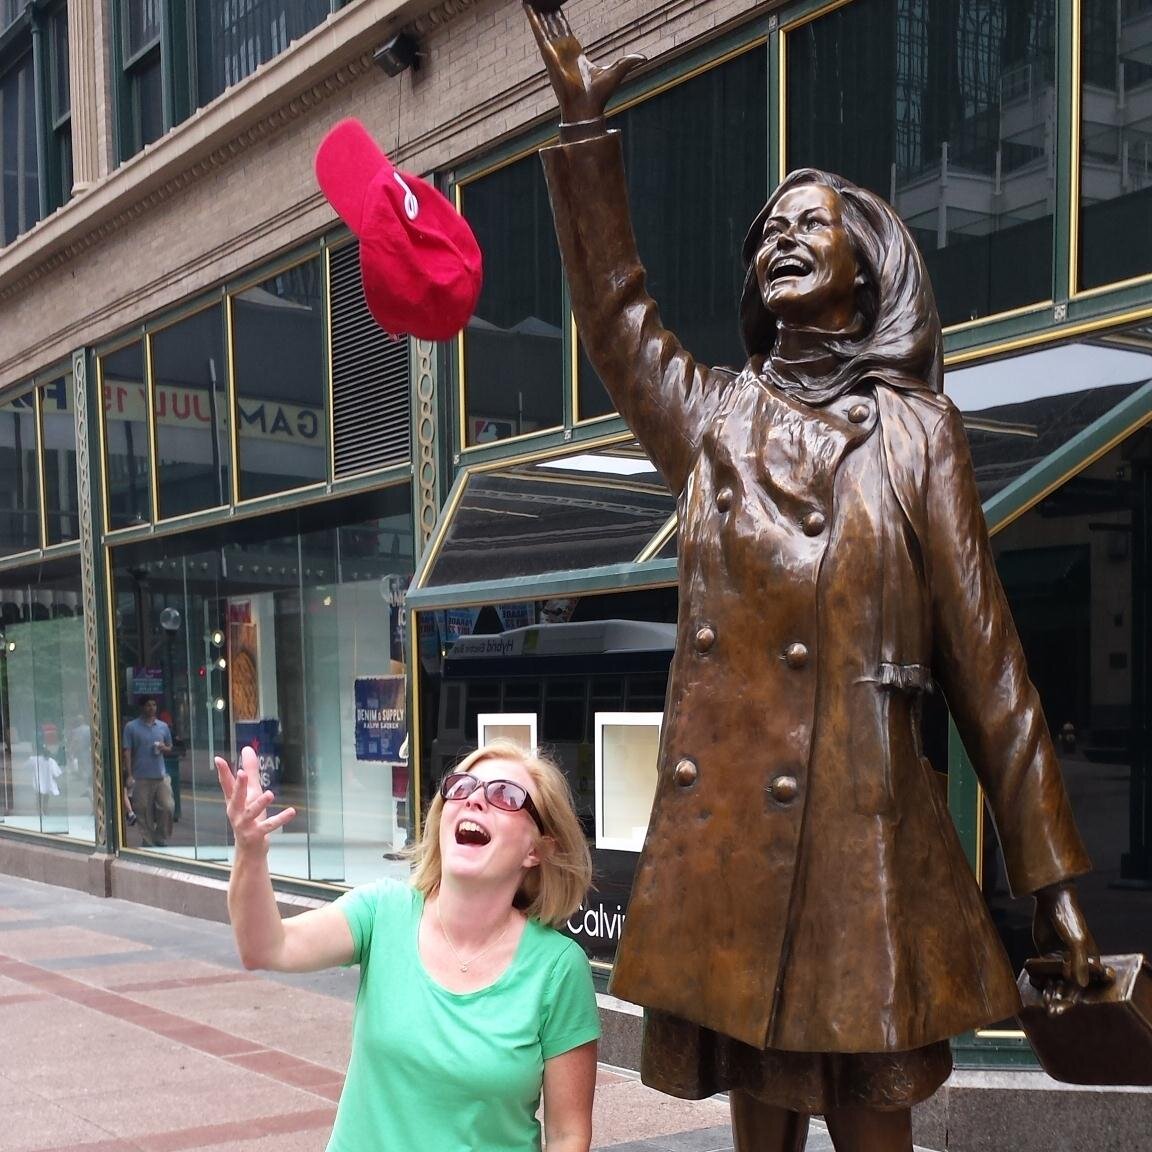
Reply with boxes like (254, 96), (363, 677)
(0, 872), (941, 1151)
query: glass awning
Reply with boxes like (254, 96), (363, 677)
(412, 440), (678, 596)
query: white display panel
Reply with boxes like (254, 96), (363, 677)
(477, 712), (538, 752)
(595, 711), (663, 851)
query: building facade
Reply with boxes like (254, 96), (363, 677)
(1, 0), (1150, 1139)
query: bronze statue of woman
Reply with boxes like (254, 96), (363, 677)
(523, 5), (1100, 1149)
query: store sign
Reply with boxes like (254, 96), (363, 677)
(102, 378), (322, 445)
(565, 900), (628, 943)
(128, 666), (164, 696)
(355, 676), (406, 762)
(235, 719), (281, 792)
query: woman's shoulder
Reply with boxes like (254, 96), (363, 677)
(336, 876), (419, 919)
(521, 919), (591, 972)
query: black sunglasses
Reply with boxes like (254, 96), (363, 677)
(440, 772), (546, 833)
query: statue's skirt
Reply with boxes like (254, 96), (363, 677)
(642, 1011), (953, 1113)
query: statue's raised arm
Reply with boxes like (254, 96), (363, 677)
(523, 2), (645, 139)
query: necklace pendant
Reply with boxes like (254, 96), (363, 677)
(459, 962), (469, 973)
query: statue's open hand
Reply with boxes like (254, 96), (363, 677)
(215, 745), (296, 856)
(523, 2), (645, 123)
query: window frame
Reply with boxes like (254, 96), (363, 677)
(0, 0), (73, 247)
(113, 0), (346, 162)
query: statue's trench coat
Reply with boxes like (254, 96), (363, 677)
(540, 133), (1090, 1065)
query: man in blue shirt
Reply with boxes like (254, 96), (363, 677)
(122, 697), (174, 847)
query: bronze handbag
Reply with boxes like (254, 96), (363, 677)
(1016, 954), (1152, 1085)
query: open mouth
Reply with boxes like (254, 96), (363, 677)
(769, 256), (811, 280)
(455, 819), (491, 846)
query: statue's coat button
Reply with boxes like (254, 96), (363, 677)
(715, 487), (733, 512)
(848, 403), (870, 423)
(784, 642), (809, 669)
(695, 626), (716, 653)
(801, 511), (826, 536)
(674, 759), (698, 787)
(769, 775), (799, 802)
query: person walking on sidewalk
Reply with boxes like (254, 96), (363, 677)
(122, 697), (173, 847)
(215, 739), (600, 1152)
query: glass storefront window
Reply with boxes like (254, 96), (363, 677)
(110, 489), (414, 883)
(459, 153), (565, 447)
(0, 392), (40, 556)
(416, 585), (679, 963)
(424, 442), (675, 588)
(151, 304), (230, 518)
(232, 259), (328, 500)
(0, 562), (92, 841)
(946, 329), (1152, 503)
(981, 409), (1152, 998)
(1079, 0), (1152, 290)
(786, 0), (1056, 327)
(578, 44), (769, 419)
(41, 374), (79, 546)
(102, 340), (152, 529)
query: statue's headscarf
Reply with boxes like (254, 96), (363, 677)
(738, 169), (943, 400)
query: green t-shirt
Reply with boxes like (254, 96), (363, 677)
(326, 879), (601, 1152)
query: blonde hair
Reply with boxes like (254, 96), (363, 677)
(410, 740), (592, 927)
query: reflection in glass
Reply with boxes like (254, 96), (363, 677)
(425, 443), (675, 587)
(0, 566), (91, 840)
(41, 374), (79, 545)
(134, 53), (165, 150)
(0, 393), (40, 555)
(195, 0), (330, 107)
(460, 154), (564, 446)
(102, 341), (152, 528)
(109, 489), (414, 882)
(48, 4), (72, 210)
(233, 260), (327, 499)
(1079, 0), (1152, 288)
(787, 0), (1056, 327)
(124, 0), (162, 56)
(579, 44), (768, 419)
(982, 419), (1152, 1007)
(946, 331), (1152, 502)
(419, 590), (678, 962)
(151, 305), (229, 517)
(1, 52), (41, 245)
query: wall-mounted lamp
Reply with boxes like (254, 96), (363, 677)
(374, 32), (421, 77)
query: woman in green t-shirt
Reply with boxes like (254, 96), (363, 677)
(215, 739), (599, 1152)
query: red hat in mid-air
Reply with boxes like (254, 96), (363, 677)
(314, 118), (483, 341)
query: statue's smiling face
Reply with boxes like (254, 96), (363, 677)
(754, 184), (861, 331)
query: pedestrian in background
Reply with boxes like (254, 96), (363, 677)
(122, 696), (173, 846)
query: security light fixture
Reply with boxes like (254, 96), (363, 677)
(374, 32), (421, 77)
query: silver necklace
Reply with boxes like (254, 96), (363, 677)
(436, 899), (513, 973)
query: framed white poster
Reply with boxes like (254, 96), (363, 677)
(477, 712), (538, 752)
(595, 711), (663, 851)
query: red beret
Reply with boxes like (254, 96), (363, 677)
(314, 119), (483, 341)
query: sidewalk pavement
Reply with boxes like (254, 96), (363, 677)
(0, 873), (936, 1152)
